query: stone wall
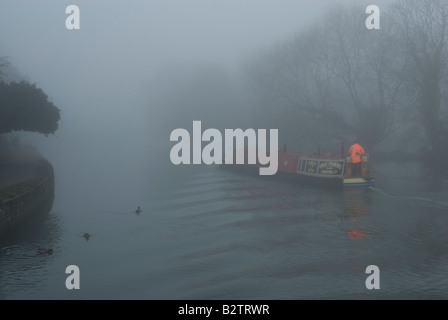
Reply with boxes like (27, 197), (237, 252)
(0, 160), (55, 238)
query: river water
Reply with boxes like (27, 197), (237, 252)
(1, 158), (448, 300)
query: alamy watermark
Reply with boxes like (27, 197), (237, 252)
(169, 121), (279, 175)
(365, 5), (380, 30)
(64, 4), (379, 31)
(365, 265), (380, 289)
(65, 5), (80, 30)
(65, 265), (80, 289)
(62, 3), (382, 295)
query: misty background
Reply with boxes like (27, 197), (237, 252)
(1, 0), (447, 210)
(0, 0), (343, 213)
(2, 0), (448, 300)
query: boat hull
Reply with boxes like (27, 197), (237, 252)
(221, 148), (374, 190)
(343, 177), (375, 189)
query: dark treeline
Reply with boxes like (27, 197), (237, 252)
(0, 57), (60, 156)
(0, 81), (60, 136)
(245, 0), (448, 173)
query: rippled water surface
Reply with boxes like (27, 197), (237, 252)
(1, 161), (448, 299)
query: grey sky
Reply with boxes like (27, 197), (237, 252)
(0, 0), (378, 210)
(0, 1), (350, 93)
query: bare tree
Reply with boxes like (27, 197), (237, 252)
(392, 0), (448, 166)
(322, 5), (406, 149)
(247, 3), (406, 151)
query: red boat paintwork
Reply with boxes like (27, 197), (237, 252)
(228, 147), (373, 190)
(234, 148), (345, 174)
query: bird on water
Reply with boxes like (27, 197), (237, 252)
(37, 248), (53, 255)
(135, 206), (141, 214)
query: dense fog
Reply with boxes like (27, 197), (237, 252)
(1, 0), (447, 212)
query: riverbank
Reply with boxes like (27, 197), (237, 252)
(0, 151), (55, 238)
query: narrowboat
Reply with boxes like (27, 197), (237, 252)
(223, 145), (374, 189)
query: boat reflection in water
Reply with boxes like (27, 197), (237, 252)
(343, 190), (369, 240)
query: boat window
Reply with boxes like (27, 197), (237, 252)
(299, 159), (306, 172)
